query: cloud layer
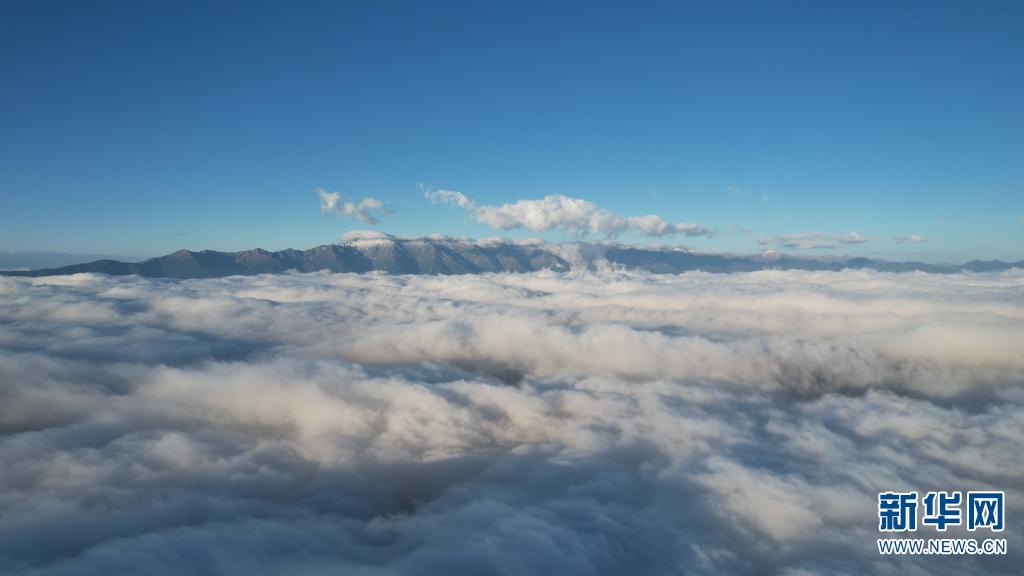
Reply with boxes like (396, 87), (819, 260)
(425, 187), (711, 238)
(0, 269), (1021, 574)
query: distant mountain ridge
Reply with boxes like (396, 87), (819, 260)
(0, 251), (145, 271)
(3, 233), (1022, 278)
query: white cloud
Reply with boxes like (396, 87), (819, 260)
(893, 234), (929, 243)
(0, 269), (1021, 574)
(425, 186), (711, 238)
(421, 185), (476, 210)
(758, 231), (872, 250)
(317, 188), (387, 224)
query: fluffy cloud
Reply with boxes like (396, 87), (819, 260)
(424, 186), (711, 238)
(758, 231), (872, 250)
(0, 269), (1021, 574)
(317, 188), (387, 224)
(422, 187), (476, 210)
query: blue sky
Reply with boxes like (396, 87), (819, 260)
(1, 0), (1022, 261)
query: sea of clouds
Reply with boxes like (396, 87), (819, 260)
(0, 269), (1021, 575)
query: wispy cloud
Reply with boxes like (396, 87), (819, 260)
(893, 234), (929, 243)
(317, 188), (387, 224)
(757, 231), (871, 250)
(727, 184), (746, 198)
(423, 185), (711, 238)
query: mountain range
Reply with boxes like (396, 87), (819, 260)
(3, 232), (1022, 278)
(0, 251), (145, 271)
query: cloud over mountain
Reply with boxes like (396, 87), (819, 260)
(0, 269), (1021, 574)
(425, 186), (711, 238)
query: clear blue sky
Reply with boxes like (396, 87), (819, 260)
(1, 0), (1022, 261)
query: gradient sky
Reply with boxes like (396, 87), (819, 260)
(1, 0), (1022, 261)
